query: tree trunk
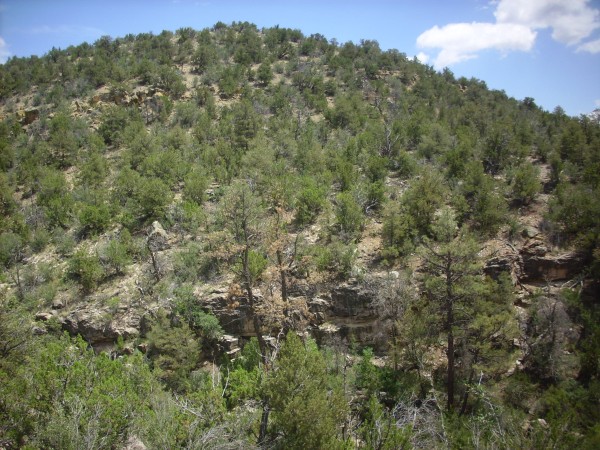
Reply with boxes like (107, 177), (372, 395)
(445, 254), (455, 412)
(12, 265), (23, 301)
(276, 249), (288, 303)
(459, 369), (475, 416)
(258, 402), (270, 445)
(244, 279), (269, 364)
(447, 318), (454, 412)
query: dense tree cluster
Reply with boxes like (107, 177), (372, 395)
(1, 22), (599, 448)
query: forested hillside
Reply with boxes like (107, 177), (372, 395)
(1, 22), (599, 448)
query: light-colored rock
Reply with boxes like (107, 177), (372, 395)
(147, 221), (169, 251)
(122, 435), (147, 450)
(522, 226), (539, 238)
(52, 299), (65, 310)
(137, 342), (149, 353)
(35, 312), (54, 321)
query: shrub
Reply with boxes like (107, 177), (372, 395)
(68, 249), (104, 292)
(508, 161), (541, 205)
(174, 284), (223, 341)
(101, 238), (131, 276)
(295, 178), (326, 226)
(314, 239), (356, 279)
(78, 203), (112, 236)
(335, 192), (364, 241)
(146, 311), (201, 392)
(183, 169), (208, 205)
(135, 177), (173, 222)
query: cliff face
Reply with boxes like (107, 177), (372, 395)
(37, 222), (590, 361)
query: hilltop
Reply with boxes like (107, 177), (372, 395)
(0, 22), (599, 449)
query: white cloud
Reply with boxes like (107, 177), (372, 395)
(495, 0), (599, 45)
(595, 99), (600, 107)
(0, 37), (11, 64)
(416, 0), (600, 68)
(417, 22), (535, 68)
(415, 52), (429, 64)
(577, 38), (600, 54)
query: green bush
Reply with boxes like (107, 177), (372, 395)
(67, 249), (104, 292)
(174, 284), (223, 341)
(183, 169), (208, 205)
(98, 105), (139, 146)
(335, 191), (364, 241)
(295, 178), (326, 226)
(314, 239), (356, 278)
(37, 169), (73, 228)
(30, 228), (51, 253)
(146, 311), (201, 392)
(381, 202), (416, 259)
(135, 177), (173, 222)
(508, 161), (541, 205)
(101, 238), (131, 276)
(78, 202), (112, 236)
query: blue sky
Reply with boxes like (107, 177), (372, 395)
(1, 0), (599, 116)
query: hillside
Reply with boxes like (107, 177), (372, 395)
(1, 22), (599, 449)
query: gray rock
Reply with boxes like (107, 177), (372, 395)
(32, 326), (48, 335)
(35, 312), (54, 321)
(52, 299), (65, 310)
(122, 435), (147, 450)
(147, 221), (169, 251)
(522, 226), (539, 238)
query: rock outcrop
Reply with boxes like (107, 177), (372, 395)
(16, 108), (40, 125)
(61, 307), (142, 346)
(147, 221), (170, 251)
(520, 240), (586, 282)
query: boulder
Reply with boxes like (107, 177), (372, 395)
(147, 221), (169, 251)
(32, 326), (48, 336)
(522, 226), (539, 239)
(484, 252), (521, 284)
(35, 312), (54, 321)
(137, 342), (149, 354)
(122, 436), (147, 450)
(52, 298), (65, 310)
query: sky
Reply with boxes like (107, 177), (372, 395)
(0, 0), (599, 117)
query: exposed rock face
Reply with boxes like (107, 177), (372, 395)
(520, 240), (586, 282)
(483, 238), (587, 285)
(329, 282), (378, 319)
(52, 298), (65, 310)
(35, 312), (54, 322)
(16, 109), (40, 125)
(198, 281), (383, 348)
(485, 253), (520, 283)
(147, 221), (169, 251)
(200, 287), (255, 337)
(309, 281), (381, 349)
(61, 308), (142, 346)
